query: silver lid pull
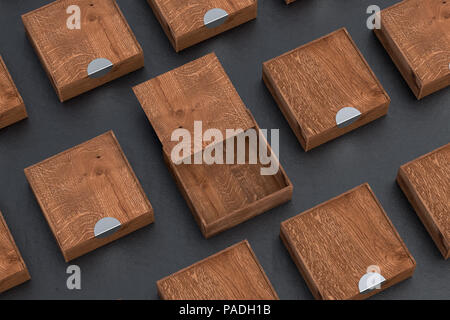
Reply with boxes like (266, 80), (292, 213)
(204, 8), (228, 29)
(87, 58), (113, 79)
(336, 107), (361, 128)
(94, 217), (121, 239)
(359, 270), (386, 294)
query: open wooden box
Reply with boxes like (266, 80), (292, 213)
(375, 0), (450, 99)
(22, 0), (144, 102)
(0, 55), (27, 130)
(147, 0), (257, 52)
(397, 143), (449, 259)
(157, 240), (278, 300)
(0, 211), (30, 294)
(281, 184), (416, 300)
(133, 53), (292, 238)
(24, 131), (154, 262)
(263, 28), (390, 151)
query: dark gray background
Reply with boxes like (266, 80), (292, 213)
(0, 0), (448, 300)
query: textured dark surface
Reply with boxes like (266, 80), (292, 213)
(0, 0), (448, 299)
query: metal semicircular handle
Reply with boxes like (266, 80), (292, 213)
(204, 8), (229, 29)
(358, 272), (386, 294)
(335, 107), (362, 128)
(87, 58), (113, 79)
(94, 217), (121, 239)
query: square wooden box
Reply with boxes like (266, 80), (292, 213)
(0, 56), (27, 130)
(147, 0), (257, 52)
(263, 28), (390, 151)
(0, 211), (30, 294)
(397, 143), (450, 259)
(157, 240), (278, 300)
(133, 53), (292, 238)
(280, 184), (416, 300)
(22, 0), (144, 102)
(24, 131), (154, 262)
(375, 0), (450, 99)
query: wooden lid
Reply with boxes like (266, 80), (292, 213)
(281, 184), (415, 300)
(0, 211), (30, 293)
(22, 0), (143, 98)
(263, 28), (390, 151)
(380, 0), (450, 90)
(24, 131), (154, 262)
(150, 0), (256, 51)
(133, 53), (255, 156)
(0, 55), (23, 115)
(399, 143), (450, 258)
(157, 240), (278, 300)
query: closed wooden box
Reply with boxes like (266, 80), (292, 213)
(22, 0), (144, 102)
(397, 143), (450, 259)
(157, 240), (278, 300)
(0, 211), (30, 294)
(147, 0), (257, 52)
(375, 0), (450, 99)
(280, 184), (416, 300)
(263, 28), (390, 151)
(0, 56), (27, 130)
(133, 53), (292, 238)
(24, 131), (154, 262)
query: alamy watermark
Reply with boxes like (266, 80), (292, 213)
(66, 265), (81, 290)
(366, 5), (381, 30)
(170, 121), (280, 176)
(66, 5), (81, 30)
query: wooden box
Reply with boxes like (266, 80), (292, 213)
(22, 0), (144, 102)
(147, 0), (257, 52)
(397, 143), (450, 259)
(263, 28), (390, 151)
(280, 184), (416, 300)
(0, 211), (30, 293)
(24, 131), (154, 262)
(375, 0), (450, 99)
(133, 53), (292, 238)
(0, 56), (27, 130)
(157, 240), (278, 300)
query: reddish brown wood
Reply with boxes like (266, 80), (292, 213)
(397, 143), (450, 259)
(375, 0), (450, 99)
(280, 184), (416, 300)
(22, 0), (144, 102)
(133, 53), (292, 238)
(263, 28), (390, 151)
(0, 211), (30, 294)
(24, 131), (154, 262)
(0, 55), (27, 130)
(147, 0), (257, 52)
(157, 240), (278, 300)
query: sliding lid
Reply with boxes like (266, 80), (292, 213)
(133, 53), (255, 156)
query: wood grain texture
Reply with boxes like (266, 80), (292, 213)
(0, 56), (27, 130)
(22, 0), (144, 102)
(375, 0), (450, 99)
(263, 28), (390, 151)
(133, 53), (292, 238)
(24, 131), (154, 262)
(148, 0), (257, 52)
(0, 211), (30, 294)
(157, 240), (278, 300)
(280, 183), (416, 300)
(397, 143), (450, 259)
